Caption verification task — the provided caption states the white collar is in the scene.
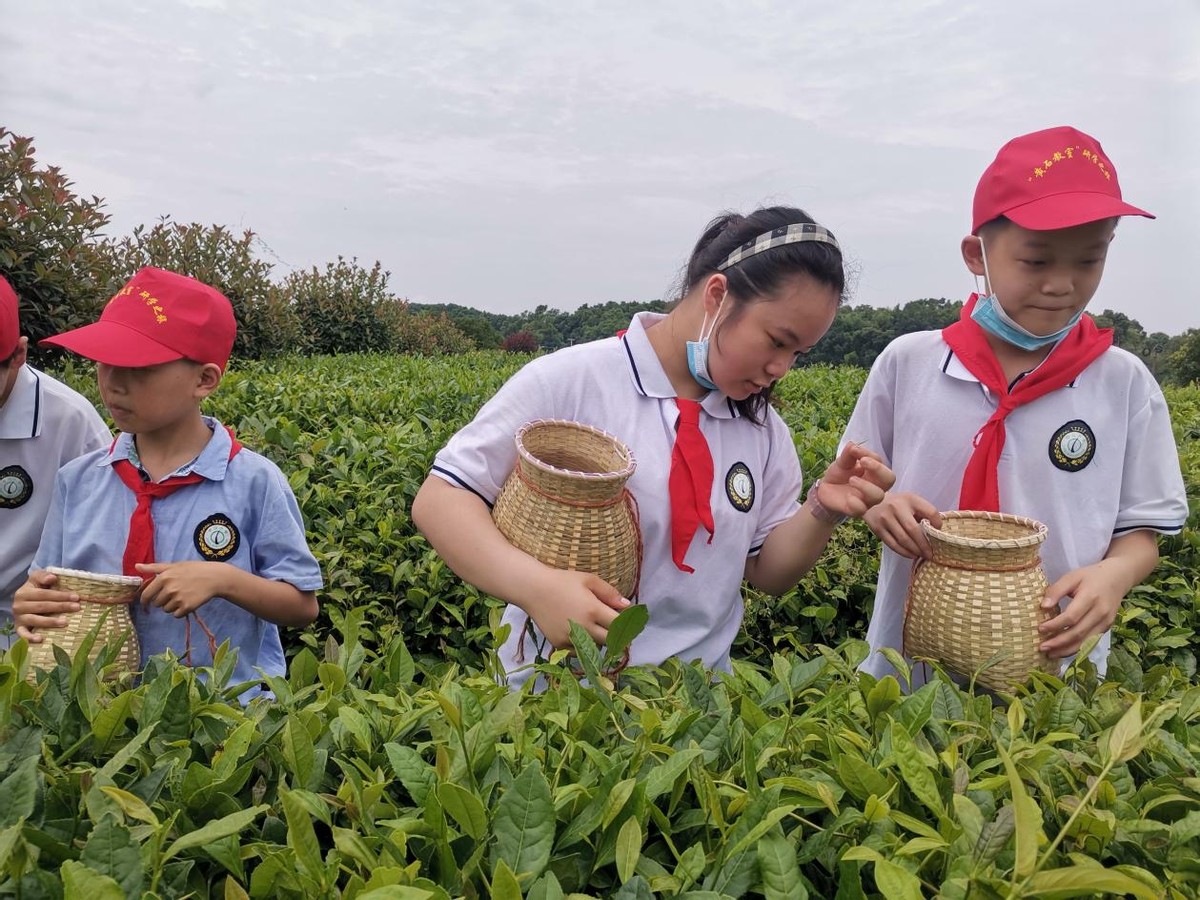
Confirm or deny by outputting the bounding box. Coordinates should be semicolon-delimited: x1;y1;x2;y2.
619;312;738;419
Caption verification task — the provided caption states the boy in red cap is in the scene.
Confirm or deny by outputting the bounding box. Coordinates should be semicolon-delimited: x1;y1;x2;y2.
13;268;323;695
1;275;110;646
843;126;1188;685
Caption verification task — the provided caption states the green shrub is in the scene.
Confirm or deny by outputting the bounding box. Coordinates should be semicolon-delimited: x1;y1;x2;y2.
0;128;112;365
1;615;1196;897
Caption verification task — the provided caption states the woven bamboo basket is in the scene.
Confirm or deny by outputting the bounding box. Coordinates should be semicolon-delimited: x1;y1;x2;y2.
903;511;1059;692
26;567;142;680
492;419;641;598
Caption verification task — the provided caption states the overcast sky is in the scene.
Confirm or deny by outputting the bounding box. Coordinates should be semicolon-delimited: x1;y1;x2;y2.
3;1;1198;334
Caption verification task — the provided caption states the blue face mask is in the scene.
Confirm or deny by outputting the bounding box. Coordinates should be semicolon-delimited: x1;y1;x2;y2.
970;240;1084;351
685;297;725;391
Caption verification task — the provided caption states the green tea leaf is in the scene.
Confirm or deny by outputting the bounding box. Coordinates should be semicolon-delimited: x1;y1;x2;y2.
872;858;923;900
889;721;944;817
0;755;37;827
81;815;143;898
974;804;1015;866
615;816;641;884
91;692;134;748
836;753;890;802
1022;864;1160;898
385;743;437;807
60;859;125;900
97;722;155;784
284;713;316;790
491;859;524;900
281;788;324;880
163;804;268;861
613;874;654;899
643;748;705;801
1104;697;1146;765
997;746;1041;879
0;821;25;872
866;676;901;722
757;833;806;900
604;603;649;665
492;760;554;884
437;781;489;840
526;871;566;900
602;777;638;830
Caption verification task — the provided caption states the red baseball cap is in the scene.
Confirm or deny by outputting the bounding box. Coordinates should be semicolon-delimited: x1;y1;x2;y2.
972;125;1154;233
41;267;236;369
0;276;19;359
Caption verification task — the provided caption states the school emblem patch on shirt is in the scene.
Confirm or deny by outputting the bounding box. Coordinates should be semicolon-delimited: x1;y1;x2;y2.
1049;419;1096;472
0;465;33;509
725;462;755;512
194;514;241;560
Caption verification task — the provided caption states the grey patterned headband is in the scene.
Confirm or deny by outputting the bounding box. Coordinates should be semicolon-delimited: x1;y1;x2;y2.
716;222;841;271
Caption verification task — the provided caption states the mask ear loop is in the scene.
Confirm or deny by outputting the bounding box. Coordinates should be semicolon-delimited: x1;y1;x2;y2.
698;294;727;342
976;237;993;297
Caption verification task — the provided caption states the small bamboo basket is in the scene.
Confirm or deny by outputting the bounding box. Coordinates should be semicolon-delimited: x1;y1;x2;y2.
903;511;1059;692
26;567;142;680
492;419;642;598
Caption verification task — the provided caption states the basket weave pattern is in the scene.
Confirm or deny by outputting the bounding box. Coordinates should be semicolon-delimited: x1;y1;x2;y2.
903;511;1058;692
492;420;641;599
26;567;141;679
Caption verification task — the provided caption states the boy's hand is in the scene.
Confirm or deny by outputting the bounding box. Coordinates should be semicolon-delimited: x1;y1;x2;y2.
862;492;942;559
136;561;228;618
818;443;896;517
1038;531;1159;659
1037;564;1125;658
13;570;81;642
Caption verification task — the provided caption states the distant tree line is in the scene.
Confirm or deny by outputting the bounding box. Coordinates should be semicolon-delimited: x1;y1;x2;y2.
415;297;1195;384
5;125;1198;384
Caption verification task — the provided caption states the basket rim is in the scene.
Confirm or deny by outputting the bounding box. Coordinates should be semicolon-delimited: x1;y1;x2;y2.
515;418;636;481
920;510;1047;549
45;566;144;587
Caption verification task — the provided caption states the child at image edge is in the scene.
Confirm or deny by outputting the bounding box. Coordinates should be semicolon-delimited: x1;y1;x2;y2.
1;274;111;647
13;268;323;695
843;125;1188;684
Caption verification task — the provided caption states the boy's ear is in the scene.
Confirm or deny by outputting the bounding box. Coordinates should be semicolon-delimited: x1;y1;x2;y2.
961;235;986;277
194;363;223;399
11;336;29;368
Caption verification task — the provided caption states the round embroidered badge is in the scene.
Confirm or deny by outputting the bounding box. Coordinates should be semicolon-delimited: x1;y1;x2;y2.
725;462;755;512
0;465;33;509
1049;419;1096;472
194;514;240;560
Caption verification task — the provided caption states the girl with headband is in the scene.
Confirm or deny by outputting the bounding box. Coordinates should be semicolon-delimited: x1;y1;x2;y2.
413;206;893;688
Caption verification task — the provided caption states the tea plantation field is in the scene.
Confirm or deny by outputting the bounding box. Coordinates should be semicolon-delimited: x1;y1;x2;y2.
1;352;1197;898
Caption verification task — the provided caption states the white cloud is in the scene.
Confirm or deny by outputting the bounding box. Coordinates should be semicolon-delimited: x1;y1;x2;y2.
3;0;1197;332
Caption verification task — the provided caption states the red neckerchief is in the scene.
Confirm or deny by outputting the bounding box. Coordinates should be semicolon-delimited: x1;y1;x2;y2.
941;295;1111;511
669;398;715;572
111;426;243;577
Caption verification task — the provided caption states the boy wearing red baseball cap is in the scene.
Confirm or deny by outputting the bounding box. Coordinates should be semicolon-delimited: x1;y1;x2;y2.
13;268;323;695
842;126;1187;685
1;275;110;646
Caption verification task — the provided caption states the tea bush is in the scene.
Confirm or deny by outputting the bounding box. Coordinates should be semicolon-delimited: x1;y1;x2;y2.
2;355;1196;897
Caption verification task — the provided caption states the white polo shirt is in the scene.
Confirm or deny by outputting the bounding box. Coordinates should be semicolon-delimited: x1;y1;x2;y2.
842;330;1188;680
1;365;110;644
432;312;805;687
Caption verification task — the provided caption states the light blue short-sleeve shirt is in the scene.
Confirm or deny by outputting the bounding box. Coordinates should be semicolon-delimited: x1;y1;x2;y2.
33;417;323;690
